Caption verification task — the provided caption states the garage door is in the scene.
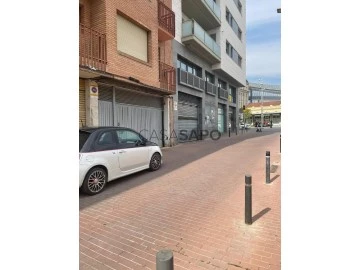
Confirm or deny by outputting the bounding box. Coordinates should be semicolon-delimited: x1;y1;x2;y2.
79;79;86;127
98;84;164;146
178;92;201;141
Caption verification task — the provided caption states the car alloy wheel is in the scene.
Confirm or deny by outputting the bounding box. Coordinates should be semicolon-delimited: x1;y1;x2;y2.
149;153;161;171
81;167;107;195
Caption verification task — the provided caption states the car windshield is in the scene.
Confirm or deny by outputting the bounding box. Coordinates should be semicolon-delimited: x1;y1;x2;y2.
79;131;91;151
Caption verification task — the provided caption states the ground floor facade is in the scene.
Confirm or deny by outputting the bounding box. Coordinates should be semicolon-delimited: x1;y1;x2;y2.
172;41;241;144
245;101;281;126
79;76;175;147
252;113;281;125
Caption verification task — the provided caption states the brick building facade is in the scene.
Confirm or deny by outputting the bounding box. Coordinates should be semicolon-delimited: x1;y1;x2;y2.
79;0;176;147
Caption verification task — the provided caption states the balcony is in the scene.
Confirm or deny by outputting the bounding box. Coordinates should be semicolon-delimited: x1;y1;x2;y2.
182;0;221;30
79;24;107;72
158;0;175;41
206;81;217;96
182;20;221;64
178;68;205;92
218;87;228;100
159;61;176;94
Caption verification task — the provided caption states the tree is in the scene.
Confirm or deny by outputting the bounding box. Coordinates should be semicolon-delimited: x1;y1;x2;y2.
243;108;252;123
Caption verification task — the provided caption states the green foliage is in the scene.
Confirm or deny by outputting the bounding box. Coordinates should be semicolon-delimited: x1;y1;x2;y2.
243;108;252;121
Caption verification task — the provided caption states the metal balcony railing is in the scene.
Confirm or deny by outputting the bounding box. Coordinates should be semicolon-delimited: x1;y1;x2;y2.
158;0;175;37
178;68;205;92
79;24;107;72
159;61;176;93
182;20;221;58
206;81;217;95
218;87;228;100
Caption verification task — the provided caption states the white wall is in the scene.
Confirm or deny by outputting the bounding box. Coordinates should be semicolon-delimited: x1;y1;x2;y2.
214;0;246;86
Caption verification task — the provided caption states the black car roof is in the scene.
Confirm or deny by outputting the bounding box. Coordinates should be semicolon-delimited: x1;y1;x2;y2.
79;126;134;133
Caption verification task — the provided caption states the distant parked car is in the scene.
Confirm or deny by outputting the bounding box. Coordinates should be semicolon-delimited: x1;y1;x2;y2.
79;127;163;195
239;122;249;129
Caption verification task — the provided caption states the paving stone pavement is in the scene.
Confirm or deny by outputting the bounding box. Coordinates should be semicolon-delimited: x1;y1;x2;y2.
79;131;281;270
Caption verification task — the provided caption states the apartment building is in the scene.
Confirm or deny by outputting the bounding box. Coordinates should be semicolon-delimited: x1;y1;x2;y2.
79;0;176;147
171;0;246;142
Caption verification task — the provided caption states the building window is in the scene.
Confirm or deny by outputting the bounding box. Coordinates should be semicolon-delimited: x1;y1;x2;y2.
238;28;242;40
226;8;242;41
226;40;242;68
218;79;227;90
177;56;202;77
238;55;242;67
205;71;215;84
117;14;149;62
233;0;242;14
229;85;236;103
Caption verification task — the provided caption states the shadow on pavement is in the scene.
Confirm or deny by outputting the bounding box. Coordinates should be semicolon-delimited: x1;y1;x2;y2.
80;127;281;210
270;174;280;183
252;207;271;223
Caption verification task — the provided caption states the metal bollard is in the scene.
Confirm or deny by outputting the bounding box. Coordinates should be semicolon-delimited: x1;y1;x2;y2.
245;174;252;225
156;250;174;270
236;127;238;135
266;151;270;184
229;127;231;137
280;134;281;153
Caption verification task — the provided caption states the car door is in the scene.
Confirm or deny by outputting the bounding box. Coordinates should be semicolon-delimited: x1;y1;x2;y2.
93;130;121;180
115;129;149;173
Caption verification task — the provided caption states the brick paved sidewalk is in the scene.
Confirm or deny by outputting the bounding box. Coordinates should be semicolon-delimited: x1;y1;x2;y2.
80;132;281;270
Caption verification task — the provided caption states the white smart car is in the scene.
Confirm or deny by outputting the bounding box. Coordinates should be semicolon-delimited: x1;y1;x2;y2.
79;127;163;195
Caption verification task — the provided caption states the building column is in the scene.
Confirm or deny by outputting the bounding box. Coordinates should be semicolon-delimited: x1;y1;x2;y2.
85;80;99;127
163;96;174;147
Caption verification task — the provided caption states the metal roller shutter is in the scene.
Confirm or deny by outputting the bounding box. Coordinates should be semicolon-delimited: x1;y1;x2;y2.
115;88;162;109
79;79;86;127
178;92;200;141
98;83;164;146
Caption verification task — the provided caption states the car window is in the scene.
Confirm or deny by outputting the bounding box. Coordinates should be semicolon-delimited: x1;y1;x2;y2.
116;130;142;148
79;131;91;151
94;131;117;151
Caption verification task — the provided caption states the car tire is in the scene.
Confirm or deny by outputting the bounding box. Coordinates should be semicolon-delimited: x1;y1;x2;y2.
149;153;161;171
81;167;107;195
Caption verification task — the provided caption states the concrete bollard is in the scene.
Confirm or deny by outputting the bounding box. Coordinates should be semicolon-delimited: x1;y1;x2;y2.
245;174;252;225
266;151;270;184
156;250;174;270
